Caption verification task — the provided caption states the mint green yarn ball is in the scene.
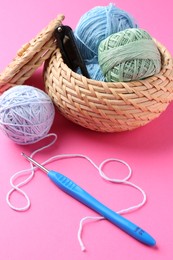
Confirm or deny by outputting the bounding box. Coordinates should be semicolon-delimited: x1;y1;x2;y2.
98;28;161;82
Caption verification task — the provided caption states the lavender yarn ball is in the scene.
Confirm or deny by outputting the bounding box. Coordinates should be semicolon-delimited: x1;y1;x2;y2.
0;85;55;145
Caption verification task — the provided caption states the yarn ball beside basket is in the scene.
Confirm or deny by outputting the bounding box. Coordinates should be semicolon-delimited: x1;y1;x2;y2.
98;28;161;82
44;36;173;132
0;85;55;144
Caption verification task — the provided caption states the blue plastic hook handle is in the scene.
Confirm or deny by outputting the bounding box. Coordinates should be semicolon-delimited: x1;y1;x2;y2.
48;170;156;246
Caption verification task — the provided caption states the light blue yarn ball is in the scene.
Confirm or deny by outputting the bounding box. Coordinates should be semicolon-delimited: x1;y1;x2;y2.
74;3;138;81
74;3;138;60
86;63;105;81
77;57;105;81
0;85;55;145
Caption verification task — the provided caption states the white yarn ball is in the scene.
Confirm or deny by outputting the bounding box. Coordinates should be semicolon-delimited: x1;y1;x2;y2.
0;85;55;145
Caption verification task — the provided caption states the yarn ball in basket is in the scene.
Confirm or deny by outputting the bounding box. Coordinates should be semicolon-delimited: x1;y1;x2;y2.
0;85;55;145
98;28;161;82
77;61;105;81
74;3;138;81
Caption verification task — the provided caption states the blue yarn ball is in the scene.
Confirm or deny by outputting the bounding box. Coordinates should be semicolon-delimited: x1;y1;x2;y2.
76;57;105;81
86;63;105;81
74;3;138;81
74;3;138;61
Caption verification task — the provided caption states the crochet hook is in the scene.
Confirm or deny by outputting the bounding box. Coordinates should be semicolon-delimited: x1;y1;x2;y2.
54;25;90;78
21;152;156;247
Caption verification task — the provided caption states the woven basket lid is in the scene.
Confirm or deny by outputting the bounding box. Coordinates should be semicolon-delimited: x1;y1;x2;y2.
0;14;65;94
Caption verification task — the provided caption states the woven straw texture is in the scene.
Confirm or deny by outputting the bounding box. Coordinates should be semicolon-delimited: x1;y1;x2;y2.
44;38;173;132
0;14;64;94
1;14;173;132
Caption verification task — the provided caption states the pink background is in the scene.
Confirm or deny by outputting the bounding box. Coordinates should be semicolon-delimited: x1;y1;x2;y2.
0;0;173;259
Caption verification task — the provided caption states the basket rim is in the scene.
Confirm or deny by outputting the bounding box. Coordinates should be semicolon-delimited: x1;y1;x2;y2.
54;38;173;87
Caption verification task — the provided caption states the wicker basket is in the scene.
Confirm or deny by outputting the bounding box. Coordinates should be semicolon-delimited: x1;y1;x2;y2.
1;15;173;132
44;23;173;132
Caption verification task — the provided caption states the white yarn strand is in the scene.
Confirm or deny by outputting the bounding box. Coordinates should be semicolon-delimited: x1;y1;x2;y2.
78;216;104;251
6;133;57;211
6;133;147;251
